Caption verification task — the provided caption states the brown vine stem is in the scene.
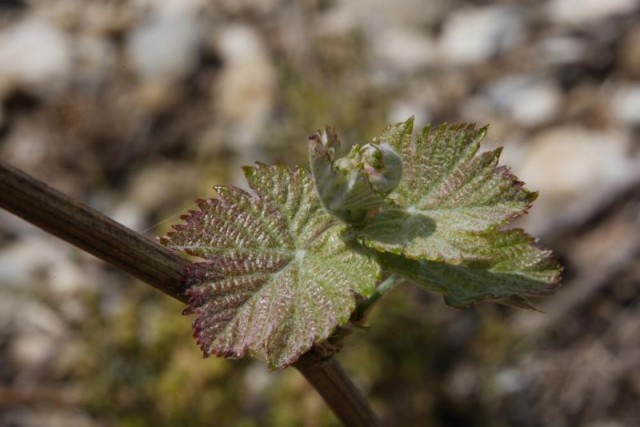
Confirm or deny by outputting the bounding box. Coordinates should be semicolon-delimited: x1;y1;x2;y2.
0;161;382;427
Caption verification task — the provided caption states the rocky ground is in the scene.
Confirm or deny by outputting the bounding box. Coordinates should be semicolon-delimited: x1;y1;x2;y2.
1;0;639;426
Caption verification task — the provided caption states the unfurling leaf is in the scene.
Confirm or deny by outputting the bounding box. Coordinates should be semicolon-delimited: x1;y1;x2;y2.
162;164;379;369
309;127;402;224
354;117;561;306
360;142;404;194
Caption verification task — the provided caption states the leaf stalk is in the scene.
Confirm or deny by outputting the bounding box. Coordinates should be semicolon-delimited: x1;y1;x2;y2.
352;274;405;323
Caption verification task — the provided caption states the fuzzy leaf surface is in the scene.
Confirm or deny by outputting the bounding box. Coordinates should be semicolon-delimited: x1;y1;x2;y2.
359;118;538;263
161;164;379;369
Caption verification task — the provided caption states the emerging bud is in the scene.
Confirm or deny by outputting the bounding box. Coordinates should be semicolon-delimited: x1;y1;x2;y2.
309;128;403;224
361;143;403;195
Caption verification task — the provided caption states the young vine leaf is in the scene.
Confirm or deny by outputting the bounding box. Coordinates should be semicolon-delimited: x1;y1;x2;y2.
164;118;560;368
161;164;379;369
348;118;560;307
358;118;538;262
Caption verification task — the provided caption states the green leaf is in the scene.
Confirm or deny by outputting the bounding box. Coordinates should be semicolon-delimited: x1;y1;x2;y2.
161;164;380;369
376;229;561;308
359;118;538;263
354;117;561;307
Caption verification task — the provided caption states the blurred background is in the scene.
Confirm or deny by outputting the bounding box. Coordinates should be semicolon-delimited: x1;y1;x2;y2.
1;0;639;426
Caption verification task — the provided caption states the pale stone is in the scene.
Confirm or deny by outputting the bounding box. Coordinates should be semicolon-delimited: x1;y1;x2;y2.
439;6;526;65
371;28;438;73
126;10;202;81
317;0;448;35
547;0;638;26
131;0;209;15
610;84;640;125
512;127;640;235
0;17;72;97
509;82;563;127
8;299;67;368
0;236;88;294
520;128;636;197
469;76;562;127
213;25;276;151
537;35;587;66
